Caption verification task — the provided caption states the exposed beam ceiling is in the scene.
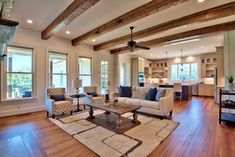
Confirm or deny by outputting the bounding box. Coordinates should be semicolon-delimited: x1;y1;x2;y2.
95;1;235;51
72;0;189;46
0;0;14;18
41;0;100;40
110;21;235;54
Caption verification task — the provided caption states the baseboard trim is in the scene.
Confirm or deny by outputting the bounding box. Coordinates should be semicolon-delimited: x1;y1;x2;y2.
0;106;45;117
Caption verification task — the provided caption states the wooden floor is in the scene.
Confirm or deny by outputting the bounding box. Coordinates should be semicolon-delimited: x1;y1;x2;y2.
0;97;235;157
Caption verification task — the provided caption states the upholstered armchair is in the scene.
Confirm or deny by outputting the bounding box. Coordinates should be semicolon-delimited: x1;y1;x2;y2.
45;88;74;118
83;86;105;105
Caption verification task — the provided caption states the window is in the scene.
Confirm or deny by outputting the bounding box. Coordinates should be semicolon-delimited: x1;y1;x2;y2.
171;63;198;81
5;46;33;99
48;52;68;89
79;57;92;86
100;61;108;94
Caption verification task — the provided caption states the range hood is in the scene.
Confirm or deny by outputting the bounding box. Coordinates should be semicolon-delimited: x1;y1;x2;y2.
0;18;19;60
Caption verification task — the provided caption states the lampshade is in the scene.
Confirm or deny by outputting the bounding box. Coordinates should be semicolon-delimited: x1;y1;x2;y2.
72;79;82;89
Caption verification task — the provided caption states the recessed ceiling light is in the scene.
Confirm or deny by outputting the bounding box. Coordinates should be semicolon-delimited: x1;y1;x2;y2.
92;39;96;42
200;46;204;49
198;0;205;3
65;31;71;34
27;19;33;24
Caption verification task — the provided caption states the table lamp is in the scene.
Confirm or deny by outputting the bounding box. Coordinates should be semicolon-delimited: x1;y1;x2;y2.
72;78;82;94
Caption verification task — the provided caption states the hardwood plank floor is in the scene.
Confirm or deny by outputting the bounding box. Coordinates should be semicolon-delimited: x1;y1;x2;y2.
0;97;235;157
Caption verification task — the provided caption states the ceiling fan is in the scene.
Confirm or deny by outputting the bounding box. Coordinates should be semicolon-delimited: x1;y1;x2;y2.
127;26;150;52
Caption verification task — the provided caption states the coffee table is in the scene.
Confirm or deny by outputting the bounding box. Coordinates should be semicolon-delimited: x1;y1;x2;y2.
86;102;141;130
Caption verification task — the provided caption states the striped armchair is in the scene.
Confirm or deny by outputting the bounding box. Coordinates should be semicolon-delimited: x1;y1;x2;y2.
45;88;74;118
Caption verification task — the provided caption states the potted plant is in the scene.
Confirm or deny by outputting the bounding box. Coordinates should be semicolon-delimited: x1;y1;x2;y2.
227;75;234;90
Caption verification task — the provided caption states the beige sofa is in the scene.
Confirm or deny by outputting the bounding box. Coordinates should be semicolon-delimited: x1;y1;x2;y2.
117;87;174;119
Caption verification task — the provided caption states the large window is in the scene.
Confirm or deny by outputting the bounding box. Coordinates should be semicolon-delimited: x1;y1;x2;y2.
48;52;68;89
171;63;198;81
79;57;92;86
100;61;108;94
5;46;33;99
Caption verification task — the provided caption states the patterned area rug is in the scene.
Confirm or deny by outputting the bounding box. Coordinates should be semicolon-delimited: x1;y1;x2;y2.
50;110;179;157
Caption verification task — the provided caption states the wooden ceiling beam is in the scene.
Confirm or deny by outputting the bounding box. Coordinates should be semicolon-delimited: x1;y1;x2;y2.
110;21;235;54
72;0;189;46
41;0;99;40
95;2;235;51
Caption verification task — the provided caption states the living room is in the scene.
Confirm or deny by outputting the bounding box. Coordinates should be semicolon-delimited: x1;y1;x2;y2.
1;0;235;157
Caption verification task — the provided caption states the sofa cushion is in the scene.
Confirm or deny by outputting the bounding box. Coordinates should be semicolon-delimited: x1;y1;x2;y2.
140;100;160;110
51;95;65;101
139;91;147;100
119;86;132;97
118;97;127;103
131;91;139;99
155;89;166;102
132;90;147;100
146;88;157;101
125;98;140;105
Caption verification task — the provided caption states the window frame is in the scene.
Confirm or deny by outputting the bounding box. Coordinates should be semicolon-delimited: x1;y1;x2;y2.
78;56;93;86
1;45;35;101
171;62;199;81
47;51;69;90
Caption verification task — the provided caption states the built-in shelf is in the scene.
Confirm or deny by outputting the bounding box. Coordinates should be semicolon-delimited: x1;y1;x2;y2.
201;55;217;78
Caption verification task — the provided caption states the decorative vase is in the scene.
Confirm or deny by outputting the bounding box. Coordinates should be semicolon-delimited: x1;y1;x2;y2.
228;83;234;91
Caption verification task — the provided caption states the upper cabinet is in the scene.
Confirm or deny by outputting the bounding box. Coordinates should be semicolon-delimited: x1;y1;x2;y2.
151;60;168;78
200;53;217;78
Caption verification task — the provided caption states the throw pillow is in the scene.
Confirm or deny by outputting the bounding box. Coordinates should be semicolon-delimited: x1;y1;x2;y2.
51;95;65;101
146;88;157;101
119;86;132;97
155;89;166;102
87;92;98;97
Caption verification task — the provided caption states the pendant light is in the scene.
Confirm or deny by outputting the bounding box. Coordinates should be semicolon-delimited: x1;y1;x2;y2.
180;49;183;72
165;51;168;70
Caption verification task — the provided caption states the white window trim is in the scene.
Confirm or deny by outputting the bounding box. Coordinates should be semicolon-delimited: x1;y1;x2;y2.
46;50;69;91
78;56;93;86
1;45;36;101
171;62;199;81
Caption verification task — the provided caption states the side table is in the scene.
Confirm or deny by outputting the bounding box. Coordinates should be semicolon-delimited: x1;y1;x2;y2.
70;94;86;112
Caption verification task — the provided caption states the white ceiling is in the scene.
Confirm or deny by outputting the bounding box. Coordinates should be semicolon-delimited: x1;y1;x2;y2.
130;33;224;60
9;0;235;58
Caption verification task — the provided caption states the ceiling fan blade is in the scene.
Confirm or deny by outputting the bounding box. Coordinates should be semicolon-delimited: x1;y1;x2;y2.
136;44;150;50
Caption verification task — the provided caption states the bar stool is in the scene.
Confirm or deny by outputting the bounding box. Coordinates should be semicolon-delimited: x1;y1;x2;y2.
174;83;182;102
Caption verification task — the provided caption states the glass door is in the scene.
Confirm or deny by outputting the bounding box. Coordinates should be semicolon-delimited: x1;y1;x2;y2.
100;61;108;94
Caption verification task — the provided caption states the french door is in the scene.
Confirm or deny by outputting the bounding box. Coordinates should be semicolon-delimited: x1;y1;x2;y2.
100;61;109;94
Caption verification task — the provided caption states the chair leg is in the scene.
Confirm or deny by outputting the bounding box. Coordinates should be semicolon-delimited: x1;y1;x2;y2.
180;92;182;102
70;111;73;115
52;114;55;119
169;111;173;116
84;105;86;110
46;111;49;117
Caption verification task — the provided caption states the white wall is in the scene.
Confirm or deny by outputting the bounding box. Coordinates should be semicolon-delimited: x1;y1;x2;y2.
224;30;235;113
113;53;132;90
0;27;114;117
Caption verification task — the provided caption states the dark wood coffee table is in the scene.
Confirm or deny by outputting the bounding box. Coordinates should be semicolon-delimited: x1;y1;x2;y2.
86;102;141;130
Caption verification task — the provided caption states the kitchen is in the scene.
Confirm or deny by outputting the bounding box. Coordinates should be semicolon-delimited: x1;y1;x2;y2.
131;46;224;102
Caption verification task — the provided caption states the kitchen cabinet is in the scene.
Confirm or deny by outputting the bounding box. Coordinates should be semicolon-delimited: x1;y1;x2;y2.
198;84;214;97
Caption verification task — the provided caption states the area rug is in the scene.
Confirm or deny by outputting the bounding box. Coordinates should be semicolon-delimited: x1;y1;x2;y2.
49;110;179;157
